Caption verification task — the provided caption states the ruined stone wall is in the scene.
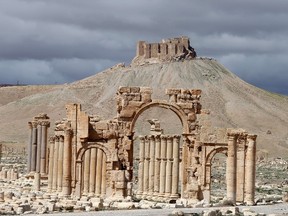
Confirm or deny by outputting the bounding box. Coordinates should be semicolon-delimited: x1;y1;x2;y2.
133;36;196;65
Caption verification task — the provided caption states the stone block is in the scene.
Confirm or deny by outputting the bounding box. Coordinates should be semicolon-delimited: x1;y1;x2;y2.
95;121;108;130
115;181;126;189
45;202;55;212
191;89;202;95
19;203;31;212
142;94;152;103
119;109;135;118
166;88;181;95
130;87;140;93
128;101;143;107
119;87;131;93
90;197;103;208
140;87;152;93
177;102;193;109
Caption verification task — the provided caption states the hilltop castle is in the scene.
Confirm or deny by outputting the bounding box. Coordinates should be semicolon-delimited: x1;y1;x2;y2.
132;36;197;65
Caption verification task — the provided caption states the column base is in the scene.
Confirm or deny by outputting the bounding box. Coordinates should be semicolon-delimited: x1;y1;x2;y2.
245;200;255;206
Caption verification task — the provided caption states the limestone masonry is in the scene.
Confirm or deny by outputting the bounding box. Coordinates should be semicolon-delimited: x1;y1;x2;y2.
25;86;257;207
132;36;197;65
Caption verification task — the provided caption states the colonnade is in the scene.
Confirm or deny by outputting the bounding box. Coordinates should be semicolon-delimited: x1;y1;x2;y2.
137;134;180;201
27;119;50;175
47;129;73;196
82;148;107;197
226;132;257;205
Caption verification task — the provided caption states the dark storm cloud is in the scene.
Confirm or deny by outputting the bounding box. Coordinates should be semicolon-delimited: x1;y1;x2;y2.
0;0;287;94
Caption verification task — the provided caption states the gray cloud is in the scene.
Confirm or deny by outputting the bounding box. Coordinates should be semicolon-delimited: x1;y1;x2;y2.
0;0;287;95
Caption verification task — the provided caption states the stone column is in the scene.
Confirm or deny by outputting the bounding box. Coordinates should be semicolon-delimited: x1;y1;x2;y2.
244;134;257;205
148;135;155;197
154;135;161;196
171;135;180;198
181;135;189;197
47;137;55;192
159;135;167;198
31;121;38;172
75;160;82;198
95;149;103;197
137;136;145;197
34;172;40;191
89;148;97;196
40;121;49;175
236;134;246;202
27;122;33;172
226;132;237;204
57;135;64;193
165;136;173;198
36;123;42;173
101;153;107;196
143;136;150;197
52;136;59;192
62;129;72;196
83;149;91;195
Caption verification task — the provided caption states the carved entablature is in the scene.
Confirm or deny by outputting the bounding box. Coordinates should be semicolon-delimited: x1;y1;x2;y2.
28;113;51;128
33;113;50;121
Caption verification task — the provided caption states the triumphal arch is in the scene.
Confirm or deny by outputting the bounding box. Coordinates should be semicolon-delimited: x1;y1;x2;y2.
27;86;257;206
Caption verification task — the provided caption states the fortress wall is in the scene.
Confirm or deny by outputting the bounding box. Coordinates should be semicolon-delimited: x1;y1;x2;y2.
135;36;193;60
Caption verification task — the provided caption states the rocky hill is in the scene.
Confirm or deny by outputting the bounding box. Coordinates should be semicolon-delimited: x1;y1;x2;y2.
0;59;288;157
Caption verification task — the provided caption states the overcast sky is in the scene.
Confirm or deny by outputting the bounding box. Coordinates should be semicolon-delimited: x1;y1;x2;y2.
0;0;287;95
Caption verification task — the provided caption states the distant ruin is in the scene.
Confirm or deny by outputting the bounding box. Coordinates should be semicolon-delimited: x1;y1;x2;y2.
132;36;197;65
26;87;257;206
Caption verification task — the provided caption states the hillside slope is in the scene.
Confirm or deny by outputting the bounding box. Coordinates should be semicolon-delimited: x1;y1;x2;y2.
0;59;287;156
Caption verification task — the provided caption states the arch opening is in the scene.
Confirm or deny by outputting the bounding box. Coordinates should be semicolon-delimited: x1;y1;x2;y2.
131;106;183;202
210;152;227;203
80;147;107;198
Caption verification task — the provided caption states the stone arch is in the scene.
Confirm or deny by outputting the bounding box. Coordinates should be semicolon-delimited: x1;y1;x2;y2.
130;101;189;134
129;101;186;202
203;146;228;203
75;142;111;198
205;146;228;166
76;142;112;162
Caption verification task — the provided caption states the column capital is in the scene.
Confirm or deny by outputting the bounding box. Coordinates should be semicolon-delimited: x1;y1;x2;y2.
49;136;55;144
28;122;33;129
59;135;64;142
31;121;38;128
160;135;167;141
247;134;257;141
148;135;155;141
155;135;161;142
139;135;145;141
227;131;238;141
40;120;50;127
64;128;73;136
173;134;181;139
55;135;60;142
165;135;172;139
